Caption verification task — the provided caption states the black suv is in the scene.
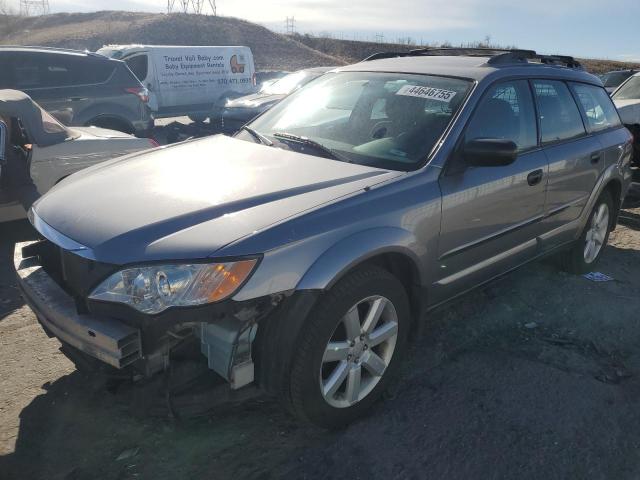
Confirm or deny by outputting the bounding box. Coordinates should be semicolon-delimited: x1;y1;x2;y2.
0;46;153;135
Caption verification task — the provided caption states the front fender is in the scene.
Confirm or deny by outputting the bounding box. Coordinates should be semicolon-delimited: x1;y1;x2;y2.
296;227;424;290
232;226;425;302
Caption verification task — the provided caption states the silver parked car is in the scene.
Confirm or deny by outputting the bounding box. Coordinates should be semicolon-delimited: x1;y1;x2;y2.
220;67;335;132
0;90;158;222
15;48;633;427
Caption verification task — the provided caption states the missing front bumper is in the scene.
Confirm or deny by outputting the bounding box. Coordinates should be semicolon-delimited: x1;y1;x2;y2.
14;241;142;369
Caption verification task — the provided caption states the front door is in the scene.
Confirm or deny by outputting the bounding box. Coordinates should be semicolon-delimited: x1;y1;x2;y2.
434;79;548;304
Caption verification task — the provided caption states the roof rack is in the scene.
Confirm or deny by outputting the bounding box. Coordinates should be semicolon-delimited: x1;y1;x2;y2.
362;47;582;69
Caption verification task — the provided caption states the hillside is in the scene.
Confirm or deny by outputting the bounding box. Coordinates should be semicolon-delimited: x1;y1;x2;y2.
0;11;344;70
0;11;638;74
292;34;640;74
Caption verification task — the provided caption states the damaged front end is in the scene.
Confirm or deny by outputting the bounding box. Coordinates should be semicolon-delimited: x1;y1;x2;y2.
14;239;282;391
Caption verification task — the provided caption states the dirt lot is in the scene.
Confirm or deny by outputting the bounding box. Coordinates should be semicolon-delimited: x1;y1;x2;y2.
2;194;640;480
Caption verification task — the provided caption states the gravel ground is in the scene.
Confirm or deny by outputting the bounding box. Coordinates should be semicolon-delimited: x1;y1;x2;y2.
1;196;640;480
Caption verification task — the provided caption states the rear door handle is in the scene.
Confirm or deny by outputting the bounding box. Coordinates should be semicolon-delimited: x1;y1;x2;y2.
527;169;543;186
591;152;601;164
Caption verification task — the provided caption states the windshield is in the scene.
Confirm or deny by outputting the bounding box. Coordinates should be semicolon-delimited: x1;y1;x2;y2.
242;71;472;171
261;71;316;95
39;107;70;135
603;71;633;88
613;75;640;100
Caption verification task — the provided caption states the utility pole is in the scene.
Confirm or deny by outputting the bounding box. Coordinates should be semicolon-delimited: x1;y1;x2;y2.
19;0;50;16
374;33;384;44
285;16;295;35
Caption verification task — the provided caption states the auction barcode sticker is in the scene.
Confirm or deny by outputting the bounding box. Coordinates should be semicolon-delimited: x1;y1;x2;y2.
396;85;457;102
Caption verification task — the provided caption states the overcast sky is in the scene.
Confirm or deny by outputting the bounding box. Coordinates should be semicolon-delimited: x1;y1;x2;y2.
6;0;639;61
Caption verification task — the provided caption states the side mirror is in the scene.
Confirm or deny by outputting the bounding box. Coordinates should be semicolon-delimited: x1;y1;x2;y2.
463;138;518;167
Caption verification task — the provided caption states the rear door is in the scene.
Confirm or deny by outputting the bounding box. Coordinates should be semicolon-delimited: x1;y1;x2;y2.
570;81;629;185
532;80;601;245
122;53;157;111
435;79;548;302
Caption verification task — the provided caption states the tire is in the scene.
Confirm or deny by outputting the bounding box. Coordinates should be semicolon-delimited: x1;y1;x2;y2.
559;190;614;274
285;265;410;428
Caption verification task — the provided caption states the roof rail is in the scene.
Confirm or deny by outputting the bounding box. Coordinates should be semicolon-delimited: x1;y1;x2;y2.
362;47;582;69
409;47;537;58
0;45;104;57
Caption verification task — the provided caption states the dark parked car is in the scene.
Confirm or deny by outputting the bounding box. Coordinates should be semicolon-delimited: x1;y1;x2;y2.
600;69;638;94
0;46;153;135
221;67;335;132
15;48;632;428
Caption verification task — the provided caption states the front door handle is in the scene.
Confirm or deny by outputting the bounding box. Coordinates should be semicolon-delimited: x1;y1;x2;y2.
527;169;543;186
591;152;601;164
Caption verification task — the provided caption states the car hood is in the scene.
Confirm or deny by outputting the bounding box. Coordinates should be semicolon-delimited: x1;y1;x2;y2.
34;135;399;264
226;93;285;109
612;98;640;124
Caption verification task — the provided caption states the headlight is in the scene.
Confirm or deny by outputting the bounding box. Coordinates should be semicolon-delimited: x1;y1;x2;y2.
89;260;258;314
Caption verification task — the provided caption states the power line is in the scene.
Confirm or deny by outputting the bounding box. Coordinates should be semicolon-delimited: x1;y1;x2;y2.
167;0;217;15
19;0;50;16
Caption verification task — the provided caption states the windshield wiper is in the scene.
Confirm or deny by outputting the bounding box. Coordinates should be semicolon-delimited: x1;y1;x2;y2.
241;125;273;146
272;132;352;163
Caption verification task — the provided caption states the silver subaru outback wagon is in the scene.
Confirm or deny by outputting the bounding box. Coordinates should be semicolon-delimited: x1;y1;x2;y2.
15;48;633;427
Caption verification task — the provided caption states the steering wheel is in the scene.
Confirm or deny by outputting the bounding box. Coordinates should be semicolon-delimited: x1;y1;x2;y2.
370;120;392;139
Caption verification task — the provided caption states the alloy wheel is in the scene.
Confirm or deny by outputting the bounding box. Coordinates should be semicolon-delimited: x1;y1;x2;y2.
319;295;399;408
584;202;609;264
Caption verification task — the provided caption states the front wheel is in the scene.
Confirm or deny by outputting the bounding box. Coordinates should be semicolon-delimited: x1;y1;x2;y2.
285;266;410;428
560;191;613;274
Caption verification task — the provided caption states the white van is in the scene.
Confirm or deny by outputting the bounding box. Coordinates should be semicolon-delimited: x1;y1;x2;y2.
96;45;256;122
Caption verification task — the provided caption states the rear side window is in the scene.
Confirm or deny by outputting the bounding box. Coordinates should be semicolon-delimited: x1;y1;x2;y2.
533;80;585;144
46;56;115;86
124;55;148;81
0;53;13;88
465;80;537;151
12;53;115;89
570;83;621;132
13;54;43;89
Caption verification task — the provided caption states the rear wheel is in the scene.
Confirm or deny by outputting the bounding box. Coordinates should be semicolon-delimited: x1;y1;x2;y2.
285;266;410;428
560;191;613;274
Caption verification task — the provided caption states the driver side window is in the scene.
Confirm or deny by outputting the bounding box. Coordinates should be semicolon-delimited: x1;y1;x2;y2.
466;80;538;152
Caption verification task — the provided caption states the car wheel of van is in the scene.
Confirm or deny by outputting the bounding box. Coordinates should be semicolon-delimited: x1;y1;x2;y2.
560;190;613;274
286;266;410;428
